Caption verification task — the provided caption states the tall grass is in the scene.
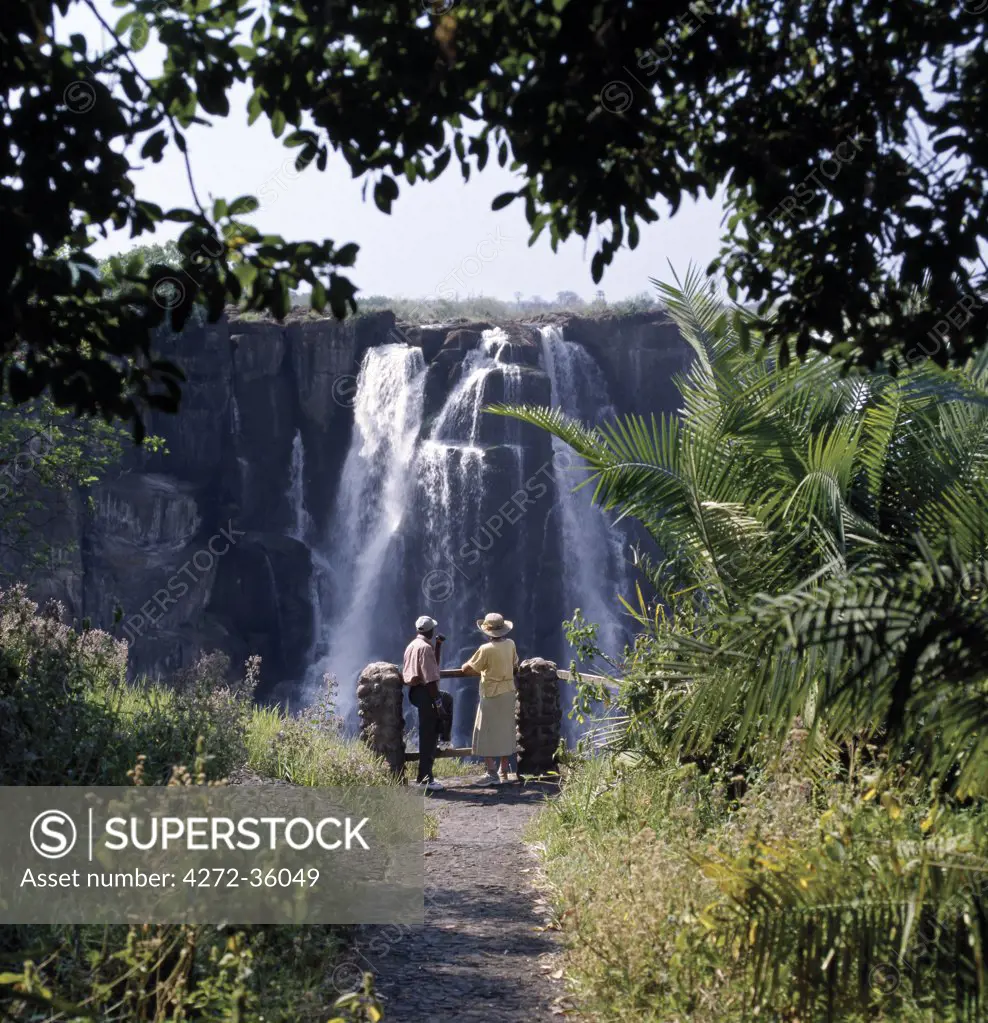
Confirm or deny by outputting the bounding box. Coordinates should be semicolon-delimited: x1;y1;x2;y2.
246;705;392;787
533;756;967;1023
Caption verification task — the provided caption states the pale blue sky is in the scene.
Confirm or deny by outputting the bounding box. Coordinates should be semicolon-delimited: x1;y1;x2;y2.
65;5;726;303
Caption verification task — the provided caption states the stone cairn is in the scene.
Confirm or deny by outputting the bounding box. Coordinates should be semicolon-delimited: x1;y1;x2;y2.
515;657;562;777
357;656;563;778
356;661;405;776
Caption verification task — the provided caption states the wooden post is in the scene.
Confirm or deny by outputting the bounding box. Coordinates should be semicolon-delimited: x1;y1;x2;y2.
356;661;405;777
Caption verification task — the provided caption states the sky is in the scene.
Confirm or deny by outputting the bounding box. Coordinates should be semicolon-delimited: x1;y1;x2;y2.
64;5;727;304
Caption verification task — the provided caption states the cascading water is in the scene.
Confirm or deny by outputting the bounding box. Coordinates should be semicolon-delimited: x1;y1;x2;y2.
300;324;632;743
231;396;249;495
284;429;321;674
539;325;629;661
307;344;427;718
416;328;528;739
286;430;314;543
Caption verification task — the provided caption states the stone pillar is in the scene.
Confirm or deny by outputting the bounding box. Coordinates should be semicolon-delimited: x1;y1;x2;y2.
357;662;405;777
515;657;562;777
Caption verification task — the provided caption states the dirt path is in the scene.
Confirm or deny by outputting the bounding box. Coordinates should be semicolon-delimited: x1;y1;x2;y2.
333;776;570;1022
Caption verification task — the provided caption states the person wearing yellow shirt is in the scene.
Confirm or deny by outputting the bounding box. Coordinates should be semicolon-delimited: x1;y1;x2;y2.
461;612;519;785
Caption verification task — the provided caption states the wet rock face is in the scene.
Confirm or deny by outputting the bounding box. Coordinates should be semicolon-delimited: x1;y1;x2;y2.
562;311;692;417
14;310;689;700
28;312;386;690
207;531;313;686
82;474;204;628
441;328;483;353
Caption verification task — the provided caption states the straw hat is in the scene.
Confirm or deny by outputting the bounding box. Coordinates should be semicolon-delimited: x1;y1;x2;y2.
476;612;513;637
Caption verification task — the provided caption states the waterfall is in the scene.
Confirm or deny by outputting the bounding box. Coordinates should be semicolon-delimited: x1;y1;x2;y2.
286;430;314;543
236;456;249;496
307;344;427;716
261;549;286;672
431;351;495;443
283;429;321;675
540;325;629;661
299;323;632;742
416;328;527;740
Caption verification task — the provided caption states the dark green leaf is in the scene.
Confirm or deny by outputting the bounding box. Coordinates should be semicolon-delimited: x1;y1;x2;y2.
140;130;167;161
228;196;259;216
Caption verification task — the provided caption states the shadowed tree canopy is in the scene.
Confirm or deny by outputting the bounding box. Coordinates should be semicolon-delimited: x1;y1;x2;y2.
4;0;987;436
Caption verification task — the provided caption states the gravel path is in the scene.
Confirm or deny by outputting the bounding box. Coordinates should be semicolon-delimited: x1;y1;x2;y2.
333;776;570;1022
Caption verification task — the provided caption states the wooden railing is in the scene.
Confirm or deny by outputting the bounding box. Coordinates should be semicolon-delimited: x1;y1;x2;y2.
555;669;619;690
440;666;618;688
360;658;613;774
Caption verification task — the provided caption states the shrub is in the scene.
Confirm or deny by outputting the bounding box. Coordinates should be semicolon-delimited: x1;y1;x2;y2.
535;755;985;1022
0;585;127;784
0;584;259;785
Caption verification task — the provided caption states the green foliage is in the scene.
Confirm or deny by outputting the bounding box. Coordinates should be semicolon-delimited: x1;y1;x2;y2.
536;754;988;1022
0;926;257;1022
114;652;259;784
0;588;256;786
0;398;161;575
246;703;393;789
512;269;988;1019
530;756;749;1023
701;787;988;1021
498;267;988;790
98;241;183;284
0;595;392;1021
6;1;985;436
0;585;128;785
0;925;385;1022
607;291;660;316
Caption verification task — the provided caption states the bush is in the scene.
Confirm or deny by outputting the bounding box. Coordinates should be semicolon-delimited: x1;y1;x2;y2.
534;755;981;1022
114;652;259;783
0;585;259;785
0;585;127;784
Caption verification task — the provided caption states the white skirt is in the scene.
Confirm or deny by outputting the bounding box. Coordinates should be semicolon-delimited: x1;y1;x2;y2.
471;691;517;757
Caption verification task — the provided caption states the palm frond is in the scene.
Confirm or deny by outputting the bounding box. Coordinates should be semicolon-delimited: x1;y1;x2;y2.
698;819;988;1020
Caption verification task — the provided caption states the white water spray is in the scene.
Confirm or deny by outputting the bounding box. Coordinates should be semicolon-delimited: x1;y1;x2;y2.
540;324;628;658
308;344;428;715
286;430;314;543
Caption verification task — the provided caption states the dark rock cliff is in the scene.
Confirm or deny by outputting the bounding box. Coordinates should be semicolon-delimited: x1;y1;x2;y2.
20;309;691;699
